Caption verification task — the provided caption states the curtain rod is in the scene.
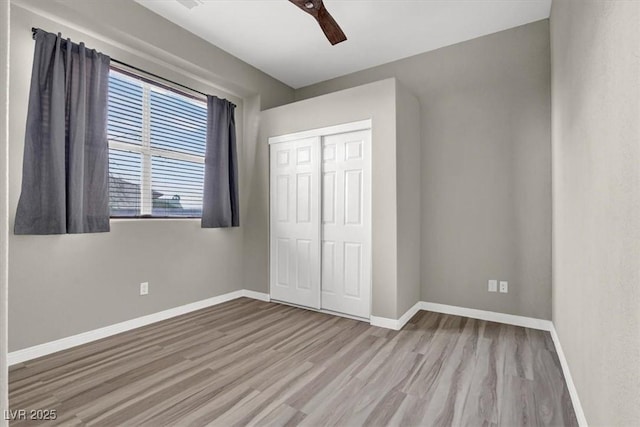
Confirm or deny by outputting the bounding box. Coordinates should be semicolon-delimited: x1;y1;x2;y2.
31;27;215;102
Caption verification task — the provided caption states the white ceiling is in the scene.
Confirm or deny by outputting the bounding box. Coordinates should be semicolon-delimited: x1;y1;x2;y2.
135;0;551;89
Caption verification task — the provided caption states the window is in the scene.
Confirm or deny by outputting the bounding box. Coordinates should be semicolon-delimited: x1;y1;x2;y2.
107;68;207;218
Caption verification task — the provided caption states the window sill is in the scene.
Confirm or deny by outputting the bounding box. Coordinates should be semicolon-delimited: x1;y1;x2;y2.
110;217;201;222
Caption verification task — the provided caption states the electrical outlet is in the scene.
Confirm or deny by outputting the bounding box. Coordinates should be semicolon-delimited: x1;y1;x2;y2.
499;281;508;293
488;279;498;292
140;282;149;295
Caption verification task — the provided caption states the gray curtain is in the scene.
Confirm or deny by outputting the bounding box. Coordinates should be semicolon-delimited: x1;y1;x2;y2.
15;30;111;234
202;96;239;228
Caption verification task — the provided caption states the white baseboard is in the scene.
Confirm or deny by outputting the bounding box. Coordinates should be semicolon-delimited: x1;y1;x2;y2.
370;301;421;330
8;289;270;366
550;325;588;426
369;315;399;330
420;301;553;331
370;302;552;332
242;289;270;302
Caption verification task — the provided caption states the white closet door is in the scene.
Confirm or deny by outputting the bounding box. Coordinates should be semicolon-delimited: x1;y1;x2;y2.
269;137;321;309
321;130;371;319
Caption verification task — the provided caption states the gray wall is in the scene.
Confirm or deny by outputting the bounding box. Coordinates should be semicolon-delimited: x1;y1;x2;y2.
1;0;9;420
259;79;401;319
551;1;640;425
9;1;293;351
395;83;422;317
296;21;552;320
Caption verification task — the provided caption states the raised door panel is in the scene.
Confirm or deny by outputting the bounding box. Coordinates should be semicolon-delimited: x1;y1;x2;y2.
321;241;336;294
275;238;289;287
322;172;336;224
296;174;312;223
343;242;362;298
296;239;312;290
344;170;363;225
275;175;289;222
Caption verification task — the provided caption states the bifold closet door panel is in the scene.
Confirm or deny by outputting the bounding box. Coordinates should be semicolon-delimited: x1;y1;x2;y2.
321;130;371;319
269;138;321;309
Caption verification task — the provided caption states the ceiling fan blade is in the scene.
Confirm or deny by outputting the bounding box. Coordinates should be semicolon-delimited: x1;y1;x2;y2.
316;3;347;45
288;0;347;45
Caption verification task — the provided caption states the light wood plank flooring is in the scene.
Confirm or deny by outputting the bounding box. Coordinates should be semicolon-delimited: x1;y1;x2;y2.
9;298;577;426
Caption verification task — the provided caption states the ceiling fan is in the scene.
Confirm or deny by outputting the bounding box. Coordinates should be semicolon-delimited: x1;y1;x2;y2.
288;0;347;45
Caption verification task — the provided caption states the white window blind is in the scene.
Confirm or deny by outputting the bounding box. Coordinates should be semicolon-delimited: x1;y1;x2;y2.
107;68;207;218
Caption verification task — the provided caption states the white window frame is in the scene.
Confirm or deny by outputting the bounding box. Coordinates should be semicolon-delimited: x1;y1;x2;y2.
108;71;206;218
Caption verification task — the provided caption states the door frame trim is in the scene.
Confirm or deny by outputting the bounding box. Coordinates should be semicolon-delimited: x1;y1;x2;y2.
268;119;372;145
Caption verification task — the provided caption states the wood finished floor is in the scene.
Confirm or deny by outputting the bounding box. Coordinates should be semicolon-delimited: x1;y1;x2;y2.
9;298;578;427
